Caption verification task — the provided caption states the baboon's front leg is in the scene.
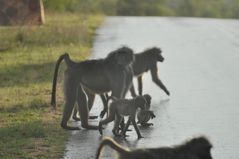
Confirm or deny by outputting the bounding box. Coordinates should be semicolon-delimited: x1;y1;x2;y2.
130;85;137;97
131;117;143;139
99;94;108;118
121;118;131;137
150;66;170;96
86;92;98;119
137;76;143;96
77;86;98;130
111;79;125;99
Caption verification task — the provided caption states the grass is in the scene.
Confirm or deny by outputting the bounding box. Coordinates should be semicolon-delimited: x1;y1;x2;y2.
0;12;103;158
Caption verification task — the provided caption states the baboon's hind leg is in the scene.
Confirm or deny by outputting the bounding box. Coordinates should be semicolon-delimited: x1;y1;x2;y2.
72;91;97;121
72;106;80;121
61;77;79;130
77;86;98;130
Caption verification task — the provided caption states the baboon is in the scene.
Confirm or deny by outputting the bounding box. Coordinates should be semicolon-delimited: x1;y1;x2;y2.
137;110;155;126
73;47;170;119
99;96;147;139
51;47;135;130
137;94;155;126
132;47;170;96
96;136;213;159
72;47;136;121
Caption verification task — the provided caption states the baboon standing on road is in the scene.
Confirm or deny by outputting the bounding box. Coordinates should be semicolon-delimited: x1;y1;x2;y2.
51;47;135;130
99;96;147;139
132;47;170;96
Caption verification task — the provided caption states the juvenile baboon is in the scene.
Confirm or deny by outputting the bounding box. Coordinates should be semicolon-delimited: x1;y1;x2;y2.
132;47;170;96
137;94;155;126
51;47;135;130
96;136;213;159
99;96;147;139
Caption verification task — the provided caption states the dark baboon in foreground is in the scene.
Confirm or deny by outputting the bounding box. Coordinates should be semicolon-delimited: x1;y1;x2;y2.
51;47;135;130
132;47;170;96
96;136;213;159
99;96;147;139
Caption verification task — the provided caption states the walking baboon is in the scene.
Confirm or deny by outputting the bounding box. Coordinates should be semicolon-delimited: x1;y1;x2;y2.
132;47;170;96
51;47;135;130
99;96;147;139
96;136;213;159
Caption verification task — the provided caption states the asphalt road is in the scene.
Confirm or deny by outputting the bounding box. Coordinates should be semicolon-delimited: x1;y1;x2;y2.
64;17;239;159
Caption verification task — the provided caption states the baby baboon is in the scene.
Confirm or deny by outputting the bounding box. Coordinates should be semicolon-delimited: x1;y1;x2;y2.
132;47;170;96
51;47;135;130
137;94;155;126
96;136;213;159
99;96;147;139
137;110;155;126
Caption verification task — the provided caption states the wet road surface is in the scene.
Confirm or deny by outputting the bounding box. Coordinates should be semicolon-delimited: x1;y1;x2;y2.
64;17;239;159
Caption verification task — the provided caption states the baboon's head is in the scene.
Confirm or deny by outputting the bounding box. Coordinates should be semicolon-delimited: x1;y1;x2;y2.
107;46;135;66
187;136;213;159
134;96;147;110
116;47;135;66
143;94;151;109
146;47;164;62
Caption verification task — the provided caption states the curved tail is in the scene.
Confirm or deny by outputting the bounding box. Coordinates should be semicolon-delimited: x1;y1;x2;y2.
96;137;129;159
51;53;69;108
51;53;82;108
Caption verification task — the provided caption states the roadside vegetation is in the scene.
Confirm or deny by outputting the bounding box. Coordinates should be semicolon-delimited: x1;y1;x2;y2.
44;0;239;19
1;0;238;158
0;12;103;158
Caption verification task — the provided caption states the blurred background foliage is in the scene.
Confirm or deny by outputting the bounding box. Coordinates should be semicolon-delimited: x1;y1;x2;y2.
44;0;239;18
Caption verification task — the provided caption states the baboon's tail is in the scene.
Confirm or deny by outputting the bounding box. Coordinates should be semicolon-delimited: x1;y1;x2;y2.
51;53;69;108
95;137;129;159
51;53;80;108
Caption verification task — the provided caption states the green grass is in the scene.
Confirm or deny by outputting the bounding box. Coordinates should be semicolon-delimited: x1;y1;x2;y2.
0;12;103;158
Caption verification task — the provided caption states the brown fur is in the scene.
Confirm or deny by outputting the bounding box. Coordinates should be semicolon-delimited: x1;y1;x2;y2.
51;47;135;130
99;96;147;138
131;47;170;96
96;136;213;159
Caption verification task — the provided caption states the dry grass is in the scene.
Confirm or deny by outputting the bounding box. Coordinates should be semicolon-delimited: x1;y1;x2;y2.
0;12;103;158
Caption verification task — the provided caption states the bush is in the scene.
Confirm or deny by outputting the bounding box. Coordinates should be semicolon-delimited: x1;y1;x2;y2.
43;0;239;18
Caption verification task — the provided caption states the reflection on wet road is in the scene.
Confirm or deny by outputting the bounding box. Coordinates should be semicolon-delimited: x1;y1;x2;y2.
64;17;239;159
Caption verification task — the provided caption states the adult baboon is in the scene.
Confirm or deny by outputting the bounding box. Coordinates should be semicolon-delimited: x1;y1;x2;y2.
132;47;170;96
99;96;147;139
51;47;135;130
96;136;213;159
